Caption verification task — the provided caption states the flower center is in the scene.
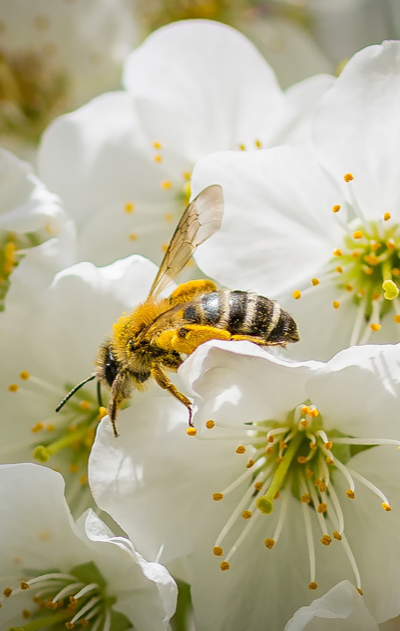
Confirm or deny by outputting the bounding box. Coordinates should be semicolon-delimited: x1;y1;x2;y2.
205;403;399;592
0;561;130;631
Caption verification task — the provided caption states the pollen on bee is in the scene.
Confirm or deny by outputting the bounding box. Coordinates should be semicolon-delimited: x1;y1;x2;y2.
124;202;134;213
384;212;391;221
369;323;381;332
344;173;354;182
186;427;197;437
8;384;18;392
293;290;301;300
332;205;341;213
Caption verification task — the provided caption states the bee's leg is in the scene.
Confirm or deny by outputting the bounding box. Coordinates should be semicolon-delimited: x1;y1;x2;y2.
151;363;193;426
169;324;231;355
108;372;131;438
169;280;217;306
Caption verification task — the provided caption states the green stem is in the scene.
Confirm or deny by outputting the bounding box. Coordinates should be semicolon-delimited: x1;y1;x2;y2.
13;608;73;631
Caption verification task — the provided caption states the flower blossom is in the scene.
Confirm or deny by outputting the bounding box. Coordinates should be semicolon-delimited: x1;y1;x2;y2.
0;463;176;630
89;340;400;630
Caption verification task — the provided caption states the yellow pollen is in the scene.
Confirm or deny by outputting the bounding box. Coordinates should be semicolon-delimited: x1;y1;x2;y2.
20;582;30;590
383;280;399;300
333;301;340;309
3;588;12;597
8;384;18;392
98;407;108;419
392;268;400;276
345;284;353;292
80;401;90;410
254;481;263;491
370;240;380;251
293;290;301;300
333;249;342;257
335;266;343;273
326;457;334;465
220;561;230;571
319;482;327;493
357;588;363;596
353;231;364;239
124;202;134;213
65;622;75;629
236;445;246;454
31;422;44;433
183;171;191;181
264;538;275;549
129;232;138;241
318;503;328;514
309;408;319;418
267;435;274;443
297;456;308;464
164;213;174;222
4;241;16;274
206;420;215;429
309;442;316;450
154;154;162;163
382;502;392;511
255;139;262;149
369;323;381;332
306;469;314;479
387;238;396;250
242;510;252;519
153;141;162;149
332;205;341;213
346;489;355;499
238;144;246;151
324;441;333;449
364;253;379;266
47;601;58;610
363;266;373;276
394;315;400;324
301;406;310;415
351;250;361;259
344;173;354;182
186;427;197;437
311;278;320;286
320;534;332;546
300;419;309;428
19;371;30;380
301;494;310;503
333;530;342;541
161;180;172;190
279;441;287;450
246;459;255;468
213;492;224;501
384;212;391;221
213;546;223;556
308;582;318;590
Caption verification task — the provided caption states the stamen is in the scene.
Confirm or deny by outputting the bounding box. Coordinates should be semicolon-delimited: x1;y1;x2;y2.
301;484;317;588
347;467;391;507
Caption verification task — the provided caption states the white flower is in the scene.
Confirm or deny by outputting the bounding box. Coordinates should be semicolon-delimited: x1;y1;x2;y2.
191;40;400;360
0;463;177;630
38;19;334;268
0;254;157;514
89;340;400;630
0;0;137;154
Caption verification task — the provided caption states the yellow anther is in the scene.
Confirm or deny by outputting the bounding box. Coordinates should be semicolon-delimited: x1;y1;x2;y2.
22;609;31;619
384;212;391;221
129;232;138;241
20;582;30;590
65;622;75;629
306;469;314;479
266;446;273;455
47;601;58;610
319;482;327;493
80;401;90;410
372;292;381;301
383;280;399;300
213;492;224;501
69;464;79;473
353;230;364;239
98;407;108;419
206;420;215;429
394;315;400;324
255;139;262;148
236;445;246;454
326;457;334;465
164;213;174;222
242;510;252;519
124;202;134;213
335;266;343;273
161;180;172;190
19;371;30;380
346;489;355;499
333;301;340;309
31;422;44;433
369;323;381;332
309;442;316;450
351;250;361;259
246;459;255;468
276;456;284;463
238;144;246;151
267;435;275;443
301;406;310;415
3;588;12;597
311;278;320;286
213;546;223;556
344;173;354;182
387;238;396;250
320;534;332;546
4;241;16;274
153;141;162;149
332;205;341;213
333;249;342;257
186;427;197;436
8;384;18;392
80;475;88;486
356;588;363;596
324;441;332;449
382;502;392;512
345;284;353;292
364;253;379;266
279;441;287;450
220;562;230;571
308;582;318;590
370;240;380;251
292;290;301;300
297;456;308;464
314;478;321;486
392;268;400;277
363;266;373;276
264;538;275;549
333;530;342;541
301;493;311;503
183;171;191;181
300;419;309;428
318;503;328;514
254;481;263;491
309;408;319;418
154;154;162;163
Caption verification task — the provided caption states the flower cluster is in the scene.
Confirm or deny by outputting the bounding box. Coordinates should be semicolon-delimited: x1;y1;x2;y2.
2;12;400;631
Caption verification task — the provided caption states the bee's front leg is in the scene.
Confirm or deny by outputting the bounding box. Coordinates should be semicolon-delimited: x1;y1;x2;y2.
151;363;193;426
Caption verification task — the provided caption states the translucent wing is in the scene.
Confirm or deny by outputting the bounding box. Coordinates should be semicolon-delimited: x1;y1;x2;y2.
148;184;224;299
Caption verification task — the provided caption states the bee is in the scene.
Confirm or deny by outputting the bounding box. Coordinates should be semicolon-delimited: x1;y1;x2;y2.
56;184;299;437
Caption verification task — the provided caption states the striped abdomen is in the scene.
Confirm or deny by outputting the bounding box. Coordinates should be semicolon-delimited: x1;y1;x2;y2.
183;290;299;346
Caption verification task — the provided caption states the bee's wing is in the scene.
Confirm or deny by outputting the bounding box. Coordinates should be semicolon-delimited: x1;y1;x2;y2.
148;184;224;299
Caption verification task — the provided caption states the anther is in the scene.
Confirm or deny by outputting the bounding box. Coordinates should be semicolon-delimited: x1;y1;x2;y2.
392;268;400;276
246;459;255;468
3;588;12;597
394;315;400;324
332;205;341;213
154;155;162;163
326;457;334;465
387;238;396;250
236;446;246;454
346;490;355;499
300;419;309;428
8;384;18;392
333;531;342;541
382;502;392;511
161;180;172;190
335;266;343;273
318;503;328;514
264;538;275;549
124;202;134;213
254;482;263;491
213;493;224;501
333;301;340;309
206;420;215;429
308;582;318;590
47;601;58;610
369;323;381;332
129;233;138;241
255;140;262;148
297;456;308;464
344;173;354;182
356;588;363;596
293;290;301;300
301;494;310;503
353;231;364;239
309;409;319;418
153;141;162;149
301;406;310;415
319;482;327;493
213;546;223;556
242;510;252;519
320;534;332;546
220;562;230;571
238;144;246;151
311;278;319;286
80;401;90;410
186;427;197;437
20;371;30;380
345;284;353;292
333;249;342;257
324;441;332;449
98;407;107;419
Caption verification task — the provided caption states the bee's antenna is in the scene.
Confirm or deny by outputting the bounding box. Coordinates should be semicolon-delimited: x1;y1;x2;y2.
97;380;103;408
55;374;96;413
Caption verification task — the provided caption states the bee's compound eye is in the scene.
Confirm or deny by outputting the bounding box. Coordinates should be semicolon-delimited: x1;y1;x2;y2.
105;350;119;387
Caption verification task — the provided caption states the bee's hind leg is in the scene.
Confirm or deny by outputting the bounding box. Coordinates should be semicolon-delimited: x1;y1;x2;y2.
151;363;193;426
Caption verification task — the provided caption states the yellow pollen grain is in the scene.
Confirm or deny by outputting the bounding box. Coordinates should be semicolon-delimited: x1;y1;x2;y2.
382;502;392;511
326;457;334;465
293;290;301;300
384;212;391;221
344;173;354;182
186;427;197;437
333;530;342;541
242;510;252;519
394;315;400;324
333;249;342;257
246;459;255;468
161;180;172;190
238;144;246;151
333;301;340;309
345;284;353;292
301;493;310;503
309;408;319;418
3;588;12;597
387;238;396;250
213;492;224;501
300;419;309;428
332;205;341;213
206;420;215;429
335;266;343;273
369;323;381;332
301;406;310;415
254;481;263;491
153;141;162;149
353;231;364;240
320;534;332;546
31;422;44;433
80;401;90;410
346;489;355;499
154;154;162;163
236;445;246;454
392;268;400;277
164;213;174;222
297;456;308;464
311;278;319;286
319;482;327;493
324;441;332;449
357;588;363;596
129;232;138;242
255;139;262;148
8;384;18;392
213;546;223;556
308;582;318;590
306;469;314;479
220;562;230;571
124;202;134;213
20;582;30;590
318;503;328;514
264;538;275;549
19;371;30;380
